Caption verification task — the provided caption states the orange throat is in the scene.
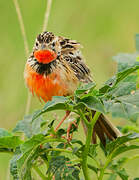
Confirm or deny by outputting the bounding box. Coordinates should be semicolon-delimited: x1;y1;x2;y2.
24;64;68;102
34;50;57;64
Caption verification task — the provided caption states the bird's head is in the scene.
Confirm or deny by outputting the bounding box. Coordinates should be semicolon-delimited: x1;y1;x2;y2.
33;31;61;64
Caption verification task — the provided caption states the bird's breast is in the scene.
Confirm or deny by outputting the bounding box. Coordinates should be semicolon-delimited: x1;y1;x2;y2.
24;63;78;102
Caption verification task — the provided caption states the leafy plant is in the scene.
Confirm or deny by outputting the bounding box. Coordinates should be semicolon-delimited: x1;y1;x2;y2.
1;39;139;179
1;0;139;179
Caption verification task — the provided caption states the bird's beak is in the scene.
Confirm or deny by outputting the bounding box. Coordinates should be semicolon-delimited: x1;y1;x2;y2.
34;49;57;64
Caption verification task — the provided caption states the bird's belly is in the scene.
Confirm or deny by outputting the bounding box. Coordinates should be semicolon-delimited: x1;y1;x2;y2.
24;64;77;101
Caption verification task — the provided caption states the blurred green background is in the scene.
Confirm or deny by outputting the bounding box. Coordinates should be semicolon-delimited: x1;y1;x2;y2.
0;0;139;179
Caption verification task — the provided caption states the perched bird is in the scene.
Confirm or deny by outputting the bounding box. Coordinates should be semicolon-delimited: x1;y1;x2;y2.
24;31;121;146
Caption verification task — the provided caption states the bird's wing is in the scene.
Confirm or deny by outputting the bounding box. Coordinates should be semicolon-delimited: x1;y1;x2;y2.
58;36;92;83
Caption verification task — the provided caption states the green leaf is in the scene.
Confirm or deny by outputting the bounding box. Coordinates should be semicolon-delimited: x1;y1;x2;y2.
107;81;136;97
32;96;72;120
117;90;139;107
10;135;44;180
17;147;40;180
13;134;46;180
108;159;129;180
106;133;139;155
13;115;44;138
51;143;65;156
0;136;22;149
117;168;129;180
112;145;139;158
10;147;20;180
113;53;138;72
115;91;139;120
75;96;105;113
88;164;98;174
0;129;21;153
123;75;137;83
0;128;12;137
99;62;139;94
108;173;117;180
103;100;114;113
108;102;139;121
11;134;66;180
116;62;139;84
48;156;80;180
99;76;116;94
71;139;83;146
75;82;96;95
122;125;139;133
109;157;128;170
104;91;139;121
72;147;79;155
20;134;45;153
89;144;98;158
43;96;70;111
0;129;22;150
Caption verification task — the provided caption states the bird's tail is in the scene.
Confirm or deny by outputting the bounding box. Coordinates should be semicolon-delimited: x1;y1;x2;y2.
81;111;122;147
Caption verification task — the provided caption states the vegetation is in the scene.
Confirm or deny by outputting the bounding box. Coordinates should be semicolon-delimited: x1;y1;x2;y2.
0;48;139;179
0;0;139;179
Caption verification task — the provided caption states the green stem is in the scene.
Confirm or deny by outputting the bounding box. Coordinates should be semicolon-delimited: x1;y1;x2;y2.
45;148;72;154
40;155;51;179
70;158;82;163
33;166;47;180
81;111;101;180
78;109;90;127
99;154;139;180
98;169;104;180
89;156;101;169
43;136;67;144
98;153;113;180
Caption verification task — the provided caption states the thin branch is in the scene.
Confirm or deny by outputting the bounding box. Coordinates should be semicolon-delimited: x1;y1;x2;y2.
26;0;53;114
13;0;29;57
82;111;101;180
13;0;32;115
13;0;53;115
42;0;53;32
45;148;72;154
25;92;32;115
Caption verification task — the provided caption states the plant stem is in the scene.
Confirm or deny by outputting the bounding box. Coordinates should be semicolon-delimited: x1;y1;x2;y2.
81;111;101;180
40;155;51;179
98;153;112;180
12;0;32;115
33;166;47;180
78;109;90;127
98;148;139;179
43;0;53;31
45;148;72;153
12;0;29;57
25;92;32;115
98;165;107;180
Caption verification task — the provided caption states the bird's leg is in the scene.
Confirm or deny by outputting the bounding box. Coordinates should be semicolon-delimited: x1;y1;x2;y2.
67;121;78;142
54;111;78;142
54;110;70;132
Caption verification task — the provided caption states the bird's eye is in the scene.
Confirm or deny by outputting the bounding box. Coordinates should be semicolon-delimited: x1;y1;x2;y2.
36;42;39;46
52;42;55;47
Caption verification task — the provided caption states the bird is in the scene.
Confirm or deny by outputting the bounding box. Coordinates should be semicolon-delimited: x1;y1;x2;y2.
24;31;121;146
